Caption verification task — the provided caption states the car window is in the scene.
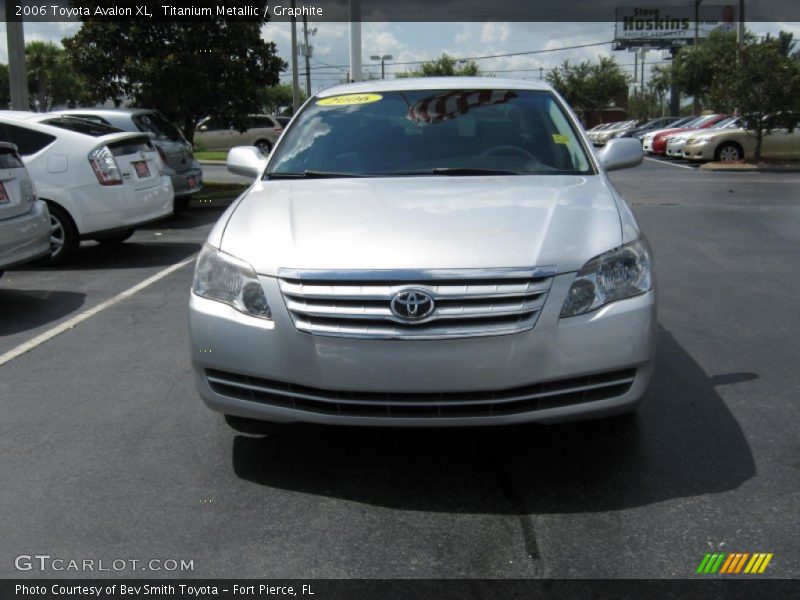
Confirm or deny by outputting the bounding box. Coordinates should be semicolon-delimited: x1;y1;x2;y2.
253;116;276;128
0;148;24;168
268;89;594;176
0;123;57;156
41;117;124;136
64;114;112;126
133;112;184;141
200;118;224;131
275;117;290;127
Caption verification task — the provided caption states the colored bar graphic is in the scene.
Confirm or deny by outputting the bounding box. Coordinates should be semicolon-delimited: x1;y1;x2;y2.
697;554;712;574
711;554;725;573
734;553;750;573
744;554;761;574
697;552;773;575
758;554;773;573
719;554;736;574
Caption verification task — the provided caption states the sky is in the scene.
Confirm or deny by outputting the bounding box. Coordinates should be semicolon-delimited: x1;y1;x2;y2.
2;20;799;93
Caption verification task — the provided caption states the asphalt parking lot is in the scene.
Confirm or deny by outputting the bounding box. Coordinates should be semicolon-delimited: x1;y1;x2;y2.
1;160;798;578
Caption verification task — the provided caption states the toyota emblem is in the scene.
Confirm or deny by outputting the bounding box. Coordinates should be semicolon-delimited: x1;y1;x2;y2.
390;289;435;321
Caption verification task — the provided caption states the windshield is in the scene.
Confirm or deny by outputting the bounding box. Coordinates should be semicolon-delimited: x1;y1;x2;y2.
266;89;594;177
133;112;184;141
711;117;739;129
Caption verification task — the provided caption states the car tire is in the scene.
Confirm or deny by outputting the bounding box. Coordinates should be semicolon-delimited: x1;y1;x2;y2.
93;228;135;245
45;202;79;265
254;139;272;155
173;195;191;214
224;414;283;435
715;142;743;162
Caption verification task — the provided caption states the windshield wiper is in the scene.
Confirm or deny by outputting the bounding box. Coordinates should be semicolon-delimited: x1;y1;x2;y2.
265;170;371;179
428;167;522;176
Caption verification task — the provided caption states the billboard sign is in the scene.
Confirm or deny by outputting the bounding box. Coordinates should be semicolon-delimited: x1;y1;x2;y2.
614;4;738;47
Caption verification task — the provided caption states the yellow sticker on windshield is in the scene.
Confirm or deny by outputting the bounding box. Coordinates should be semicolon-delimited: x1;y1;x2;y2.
317;93;383;107
552;134;570;144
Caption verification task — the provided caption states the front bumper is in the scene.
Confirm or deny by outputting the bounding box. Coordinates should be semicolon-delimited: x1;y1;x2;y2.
682;144;710;161
666;142;686;157
189;273;657;426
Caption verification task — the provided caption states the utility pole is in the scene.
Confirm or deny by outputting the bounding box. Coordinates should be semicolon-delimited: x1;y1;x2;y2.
6;1;29;110
669;46;680;117
640;48;647;100
737;0;745;44
349;0;362;82
694;0;702;47
539;67;543;81
290;1;300;113
302;16;312;97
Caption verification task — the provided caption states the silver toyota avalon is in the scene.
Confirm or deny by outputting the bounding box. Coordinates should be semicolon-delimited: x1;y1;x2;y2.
189;78;655;429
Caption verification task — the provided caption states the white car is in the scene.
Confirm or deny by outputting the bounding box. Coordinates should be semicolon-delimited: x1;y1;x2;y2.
0;112;174;264
0;142;50;278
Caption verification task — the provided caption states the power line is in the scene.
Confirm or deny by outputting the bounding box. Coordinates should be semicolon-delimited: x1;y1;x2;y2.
302;40;614;71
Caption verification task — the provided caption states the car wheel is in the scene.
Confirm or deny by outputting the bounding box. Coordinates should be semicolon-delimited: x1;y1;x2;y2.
255;139;272;155
224;414;283;435
45;203;79;265
715;142;743;162
93;228;135;245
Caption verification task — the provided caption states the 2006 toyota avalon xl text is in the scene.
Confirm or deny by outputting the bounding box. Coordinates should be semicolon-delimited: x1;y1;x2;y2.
189;78;656;430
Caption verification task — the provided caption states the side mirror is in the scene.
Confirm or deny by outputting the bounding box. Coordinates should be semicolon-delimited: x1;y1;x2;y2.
598;137;643;172
227;146;268;179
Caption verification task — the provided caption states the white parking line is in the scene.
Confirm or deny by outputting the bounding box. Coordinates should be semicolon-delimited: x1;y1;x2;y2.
0;255;197;368
645;157;697;170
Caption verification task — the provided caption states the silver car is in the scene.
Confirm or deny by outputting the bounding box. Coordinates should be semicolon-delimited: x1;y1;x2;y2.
55;108;202;211
0;142;50;277
189;78;655;429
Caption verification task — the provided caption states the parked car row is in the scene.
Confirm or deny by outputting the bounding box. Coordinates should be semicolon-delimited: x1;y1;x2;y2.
0;107;291;272
0;110;174;266
585;116;688;146
641;114;800;162
55;108;203;210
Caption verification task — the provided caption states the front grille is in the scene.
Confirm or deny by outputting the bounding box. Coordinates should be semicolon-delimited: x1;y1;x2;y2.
277;267;557;340
206;368;636;418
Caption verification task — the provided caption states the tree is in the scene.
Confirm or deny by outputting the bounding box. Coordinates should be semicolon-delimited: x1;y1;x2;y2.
709;38;800;160
62;2;285;142
259;84;306;116
671;30;743;111
397;54;480;78
24;41;88;111
547;57;629;125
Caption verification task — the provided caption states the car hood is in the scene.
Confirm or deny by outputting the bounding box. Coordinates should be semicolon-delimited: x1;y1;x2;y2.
688;128;746;140
218;175;624;276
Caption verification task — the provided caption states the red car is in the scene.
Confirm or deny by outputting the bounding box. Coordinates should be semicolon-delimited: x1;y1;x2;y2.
643;114;729;155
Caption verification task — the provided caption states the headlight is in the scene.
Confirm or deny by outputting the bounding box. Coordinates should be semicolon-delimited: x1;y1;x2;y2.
560;238;653;318
694;137;715;145
192;244;272;319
